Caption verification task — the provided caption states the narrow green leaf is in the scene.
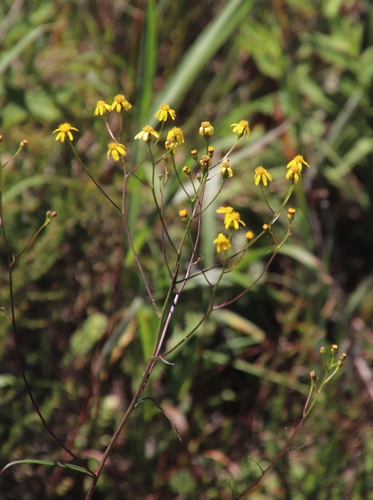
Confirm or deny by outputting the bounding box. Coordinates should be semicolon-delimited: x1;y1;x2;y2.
148;0;255;122
0;460;95;477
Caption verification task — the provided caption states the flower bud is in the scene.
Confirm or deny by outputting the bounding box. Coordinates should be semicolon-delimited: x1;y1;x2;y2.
179;209;188;222
220;159;233;179
199;121;214;137
199;154;211;172
287;207;296;222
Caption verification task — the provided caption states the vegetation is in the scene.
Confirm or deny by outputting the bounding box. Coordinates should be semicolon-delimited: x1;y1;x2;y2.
1;1;373;498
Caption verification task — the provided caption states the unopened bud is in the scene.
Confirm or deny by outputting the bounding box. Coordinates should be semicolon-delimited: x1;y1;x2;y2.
287;207;296;222
179;209;188;222
220;159;233;179
245;230;254;241
199;121;214;137
199;154;211;171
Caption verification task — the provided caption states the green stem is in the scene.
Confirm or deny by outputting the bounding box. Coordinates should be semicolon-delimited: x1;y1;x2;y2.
68;141;122;214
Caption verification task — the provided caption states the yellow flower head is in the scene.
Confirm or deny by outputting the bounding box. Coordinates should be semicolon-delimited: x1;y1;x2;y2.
165;127;184;153
134;125;159;142
111;94;132;113
213;233;231;253
155;104;176;122
287;154;310;171
183;166;191;175
254;166;272;186
208;146;214;158
220;159;233;179
216;206;245;230
169;127;184;145
199;121;214;137
230;120;251;138
53;122;79;142
285;155;309;183
94;100;111;116
286;164;302;183
107;142;126;161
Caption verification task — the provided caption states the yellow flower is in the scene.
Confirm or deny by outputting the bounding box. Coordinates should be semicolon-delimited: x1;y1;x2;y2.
165;127;184;153
245;230;254;241
169;127;184;145
220;159;233;179
111;94;132;113
107;142;126;161
216;206;245;230
226;210;246;230
207;146;214;158
53;122;79;142
155;103;176;122
285;155;310;183
199;121;214;137
254;166;272;186
230;120;251;137
286;154;310;171
213;233;231;253
134;125;159;142
286;164;302;183
94;100;111;116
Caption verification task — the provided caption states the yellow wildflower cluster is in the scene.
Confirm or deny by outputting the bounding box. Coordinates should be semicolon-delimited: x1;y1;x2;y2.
52;102;310;261
213;206;249;254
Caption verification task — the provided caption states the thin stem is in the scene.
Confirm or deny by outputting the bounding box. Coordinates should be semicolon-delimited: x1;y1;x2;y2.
261;183;275;214
68;141;122;214
119;157;161;316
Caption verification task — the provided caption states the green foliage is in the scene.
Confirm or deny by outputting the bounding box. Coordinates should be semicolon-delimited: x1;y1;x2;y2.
1;0;373;498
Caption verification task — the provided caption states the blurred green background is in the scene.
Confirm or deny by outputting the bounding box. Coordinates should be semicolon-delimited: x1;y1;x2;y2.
1;0;373;498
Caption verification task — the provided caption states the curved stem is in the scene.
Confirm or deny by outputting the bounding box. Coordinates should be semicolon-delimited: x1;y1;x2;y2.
68;141;122;214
